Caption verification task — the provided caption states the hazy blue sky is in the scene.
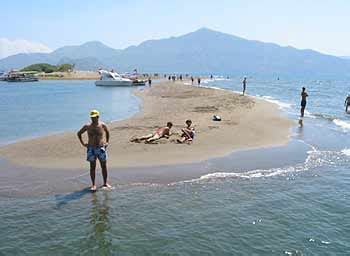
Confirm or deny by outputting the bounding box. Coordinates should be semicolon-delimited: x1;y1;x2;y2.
2;0;350;56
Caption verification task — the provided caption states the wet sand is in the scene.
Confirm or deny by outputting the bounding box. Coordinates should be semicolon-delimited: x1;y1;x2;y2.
0;81;292;170
0;139;309;197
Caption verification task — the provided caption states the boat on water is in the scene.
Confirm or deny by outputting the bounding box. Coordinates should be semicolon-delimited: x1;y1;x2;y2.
0;72;5;81
4;71;39;82
95;69;145;87
123;70;146;86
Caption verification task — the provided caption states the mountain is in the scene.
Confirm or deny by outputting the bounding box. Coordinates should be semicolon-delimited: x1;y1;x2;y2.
0;38;51;59
0;40;119;71
1;28;350;75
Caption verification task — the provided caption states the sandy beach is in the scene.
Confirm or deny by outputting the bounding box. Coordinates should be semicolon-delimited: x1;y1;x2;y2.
38;71;160;80
0;81;292;170
38;71;100;80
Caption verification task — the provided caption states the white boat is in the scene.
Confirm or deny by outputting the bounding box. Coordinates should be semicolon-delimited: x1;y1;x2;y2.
95;70;137;87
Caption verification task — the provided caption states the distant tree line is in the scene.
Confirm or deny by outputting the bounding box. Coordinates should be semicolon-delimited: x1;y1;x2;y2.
21;63;74;73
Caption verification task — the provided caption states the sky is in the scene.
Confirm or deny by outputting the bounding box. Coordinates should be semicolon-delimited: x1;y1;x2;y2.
1;0;350;56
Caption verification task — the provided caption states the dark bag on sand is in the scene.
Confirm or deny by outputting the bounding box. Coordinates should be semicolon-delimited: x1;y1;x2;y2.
212;115;221;121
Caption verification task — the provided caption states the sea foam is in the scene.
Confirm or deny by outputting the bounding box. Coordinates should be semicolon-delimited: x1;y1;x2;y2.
333;119;350;131
260;96;293;110
180;143;349;184
341;148;350;156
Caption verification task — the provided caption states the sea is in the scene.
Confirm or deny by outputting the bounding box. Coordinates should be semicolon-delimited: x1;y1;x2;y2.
0;77;349;255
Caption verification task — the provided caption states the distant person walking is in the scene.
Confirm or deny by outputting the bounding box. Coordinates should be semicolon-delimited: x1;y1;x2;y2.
300;87;308;117
77;110;111;191
191;76;194;85
148;78;152;87
242;77;247;95
345;95;350;113
197;77;201;85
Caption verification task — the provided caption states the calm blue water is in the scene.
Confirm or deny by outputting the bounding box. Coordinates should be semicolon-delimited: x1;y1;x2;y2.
1;78;350;255
0;80;141;145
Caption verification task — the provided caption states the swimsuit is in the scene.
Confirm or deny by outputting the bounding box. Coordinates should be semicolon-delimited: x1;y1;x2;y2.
301;100;307;107
86;146;108;162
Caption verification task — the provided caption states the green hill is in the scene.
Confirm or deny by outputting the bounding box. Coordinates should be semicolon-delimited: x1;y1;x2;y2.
21;63;73;73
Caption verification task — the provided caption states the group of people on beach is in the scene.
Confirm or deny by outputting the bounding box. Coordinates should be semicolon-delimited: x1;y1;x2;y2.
130;119;195;144
76;75;335;191
77;110;195;191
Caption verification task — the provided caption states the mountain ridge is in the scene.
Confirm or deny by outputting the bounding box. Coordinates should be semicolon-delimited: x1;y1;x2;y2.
1;28;349;75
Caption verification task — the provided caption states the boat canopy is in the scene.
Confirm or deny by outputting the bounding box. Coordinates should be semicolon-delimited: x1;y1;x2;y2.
98;69;123;80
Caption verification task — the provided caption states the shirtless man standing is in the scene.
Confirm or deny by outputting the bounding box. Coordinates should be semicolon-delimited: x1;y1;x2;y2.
77;110;111;191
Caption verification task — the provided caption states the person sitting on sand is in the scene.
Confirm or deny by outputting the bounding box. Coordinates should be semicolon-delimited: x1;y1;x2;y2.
177;119;195;144
130;122;173;143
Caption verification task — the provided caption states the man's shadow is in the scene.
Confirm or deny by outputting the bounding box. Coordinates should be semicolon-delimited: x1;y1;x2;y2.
54;187;92;209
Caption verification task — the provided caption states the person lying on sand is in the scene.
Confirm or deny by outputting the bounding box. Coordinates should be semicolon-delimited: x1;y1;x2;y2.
177;119;195;144
130;122;173;143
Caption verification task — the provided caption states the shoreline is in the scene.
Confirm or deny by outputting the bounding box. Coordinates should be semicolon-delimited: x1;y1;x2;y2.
0;81;293;170
0;138;310;198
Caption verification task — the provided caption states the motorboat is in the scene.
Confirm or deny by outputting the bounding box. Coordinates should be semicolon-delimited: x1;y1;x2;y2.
0;72;5;81
122;70;146;86
5;71;39;82
95;69;143;87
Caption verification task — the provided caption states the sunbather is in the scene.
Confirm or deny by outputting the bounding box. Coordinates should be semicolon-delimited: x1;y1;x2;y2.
130;122;173;143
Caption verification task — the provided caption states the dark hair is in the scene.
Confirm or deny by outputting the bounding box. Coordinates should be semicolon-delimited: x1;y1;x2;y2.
186;119;192;124
302;87;306;91
167;122;173;127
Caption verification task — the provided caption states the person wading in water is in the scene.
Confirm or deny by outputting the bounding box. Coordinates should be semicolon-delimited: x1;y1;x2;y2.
300;87;308;118
242;77;247;95
77;110;111;191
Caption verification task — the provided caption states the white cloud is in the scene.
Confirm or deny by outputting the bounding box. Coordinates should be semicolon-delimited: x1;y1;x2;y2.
0;38;52;59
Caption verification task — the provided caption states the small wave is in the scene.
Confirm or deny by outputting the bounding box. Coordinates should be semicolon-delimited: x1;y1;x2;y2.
333;119;350;131
201;79;212;84
186;165;301;182
202;77;230;84
260;96;292;110
213;77;230;81
341;148;350;156
181;146;349;183
311;113;336;121
284;250;302;256
197;84;226;91
308;238;331;245
303;110;316;119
